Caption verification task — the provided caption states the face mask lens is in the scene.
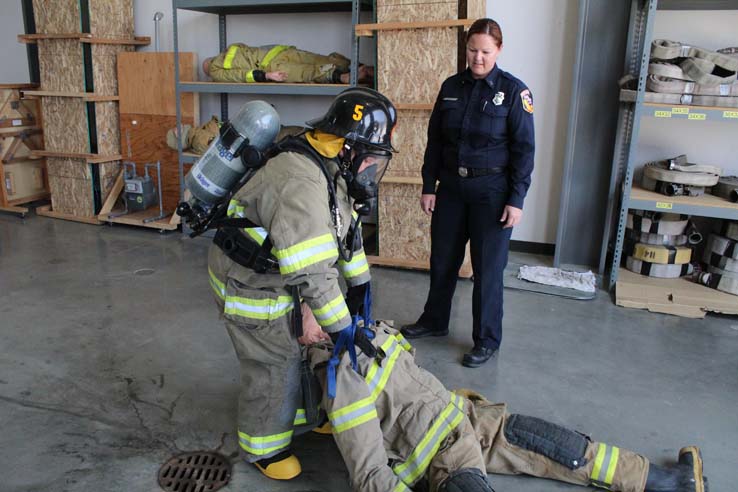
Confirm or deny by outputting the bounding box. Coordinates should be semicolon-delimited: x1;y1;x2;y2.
355;152;391;185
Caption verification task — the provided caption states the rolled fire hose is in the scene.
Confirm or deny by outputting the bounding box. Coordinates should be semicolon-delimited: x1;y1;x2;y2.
627;212;689;235
632;243;692;265
650;39;738;72
643;159;721;186
696;265;738;296
626;228;688;246
626;256;694;278
711;177;738;203
721;221;738;241
704;233;738;260
641;177;705;197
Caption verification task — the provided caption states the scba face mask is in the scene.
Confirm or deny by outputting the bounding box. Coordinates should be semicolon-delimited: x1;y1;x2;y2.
347;148;392;214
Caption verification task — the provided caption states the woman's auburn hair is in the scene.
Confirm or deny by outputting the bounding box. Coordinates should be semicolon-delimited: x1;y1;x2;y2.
466;18;503;47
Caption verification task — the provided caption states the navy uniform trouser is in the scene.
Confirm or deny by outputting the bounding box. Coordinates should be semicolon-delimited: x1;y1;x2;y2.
419;169;512;350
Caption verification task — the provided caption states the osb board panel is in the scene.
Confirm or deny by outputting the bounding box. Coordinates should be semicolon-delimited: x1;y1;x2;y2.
95;102;121;155
378;28;457;104
38;39;85;92
378;182;431;261
119;113;196;212
49;175;94;217
377;0;485;22
33;0;133;36
89;0;134;37
46;157;120;216
377;1;457;22
41;98;119;155
118;52;199;118
386;109;430;179
33;0;80;34
0;88;41;127
47;157;91;180
41;97;89;153
92;44;135;96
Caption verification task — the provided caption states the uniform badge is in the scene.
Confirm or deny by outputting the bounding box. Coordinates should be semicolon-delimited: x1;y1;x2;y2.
520;89;534;114
492;92;505;106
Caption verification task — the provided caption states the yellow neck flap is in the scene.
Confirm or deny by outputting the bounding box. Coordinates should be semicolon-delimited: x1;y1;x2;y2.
306;130;346;158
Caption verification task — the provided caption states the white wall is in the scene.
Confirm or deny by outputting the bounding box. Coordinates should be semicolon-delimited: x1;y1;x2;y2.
635;10;738;178
487;0;578;243
0;2;32;83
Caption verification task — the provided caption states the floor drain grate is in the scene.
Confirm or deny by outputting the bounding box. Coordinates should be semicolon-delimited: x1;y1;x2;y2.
158;451;231;492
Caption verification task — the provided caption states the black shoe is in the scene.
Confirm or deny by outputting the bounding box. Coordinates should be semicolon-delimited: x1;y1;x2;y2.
400;322;448;339
644;446;708;492
462;347;497;368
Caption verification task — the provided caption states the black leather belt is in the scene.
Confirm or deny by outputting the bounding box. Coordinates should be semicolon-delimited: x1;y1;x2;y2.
457;166;505;178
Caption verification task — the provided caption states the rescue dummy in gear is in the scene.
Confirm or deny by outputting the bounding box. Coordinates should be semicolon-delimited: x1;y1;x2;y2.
166;116;221;154
206;87;397;481
306;320;709;492
203;43;374;84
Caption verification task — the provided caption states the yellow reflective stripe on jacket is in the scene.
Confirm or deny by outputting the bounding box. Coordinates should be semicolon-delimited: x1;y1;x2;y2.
311;293;350;328
238;428;292;455
394;333;412;352
338;250;369;279
209;267;226;301
294;408;307;426
364;336;402;400
223;45;239;69
244;227;267;245
245;70;256;83
227;199;244;218
590;443;620;487
393;393;466;485
393;481;412;492
275;233;337;274
328;395;377;434
260;44;290;68
224;293;294;322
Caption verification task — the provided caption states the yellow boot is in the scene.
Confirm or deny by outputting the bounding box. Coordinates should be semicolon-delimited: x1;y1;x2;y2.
312;421;333;435
254;451;301;480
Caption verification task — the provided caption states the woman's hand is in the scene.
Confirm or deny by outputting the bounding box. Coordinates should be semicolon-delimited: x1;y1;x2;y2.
297;303;331;346
266;71;288;82
500;205;522;229
420;194;436;216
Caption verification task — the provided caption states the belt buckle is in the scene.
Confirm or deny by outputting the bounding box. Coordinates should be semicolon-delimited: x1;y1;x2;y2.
458;166;468;178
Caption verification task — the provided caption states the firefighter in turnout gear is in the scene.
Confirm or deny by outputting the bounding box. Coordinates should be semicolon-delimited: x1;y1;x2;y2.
307;321;709;492
207;87;397;480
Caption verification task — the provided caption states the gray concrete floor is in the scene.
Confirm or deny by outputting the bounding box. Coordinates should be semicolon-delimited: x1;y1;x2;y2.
1;213;737;492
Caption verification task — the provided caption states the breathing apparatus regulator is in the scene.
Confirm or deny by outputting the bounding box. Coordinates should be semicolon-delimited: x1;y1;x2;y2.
176;100;280;237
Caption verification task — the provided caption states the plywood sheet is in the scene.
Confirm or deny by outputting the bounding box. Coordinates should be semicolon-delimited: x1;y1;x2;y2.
386;109;430;179
37;39;85;92
119;114;195;212
46;157;119;217
117;52;199;118
378;182;431;260
377;28;457;104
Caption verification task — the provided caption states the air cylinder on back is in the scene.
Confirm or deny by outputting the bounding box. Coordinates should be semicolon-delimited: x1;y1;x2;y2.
184;100;280;207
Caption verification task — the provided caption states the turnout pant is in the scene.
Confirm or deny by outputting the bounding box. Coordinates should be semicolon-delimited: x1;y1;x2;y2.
426;399;649;492
420;170;512;350
270;49;350;83
225;314;304;462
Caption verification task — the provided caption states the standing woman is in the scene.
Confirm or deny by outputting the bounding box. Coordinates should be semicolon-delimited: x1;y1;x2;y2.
401;18;535;368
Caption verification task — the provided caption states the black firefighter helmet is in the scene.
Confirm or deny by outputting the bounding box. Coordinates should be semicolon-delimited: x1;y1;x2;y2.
306;87;397;153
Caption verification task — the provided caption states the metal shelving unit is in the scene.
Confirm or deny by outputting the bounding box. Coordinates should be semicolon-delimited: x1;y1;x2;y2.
600;0;738;290
172;0;374;213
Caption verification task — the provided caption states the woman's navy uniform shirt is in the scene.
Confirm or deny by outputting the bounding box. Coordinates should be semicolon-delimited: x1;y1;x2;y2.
421;65;535;209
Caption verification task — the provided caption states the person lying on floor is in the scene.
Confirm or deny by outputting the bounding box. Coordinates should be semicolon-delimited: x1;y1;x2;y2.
202;43;373;84
300;309;708;492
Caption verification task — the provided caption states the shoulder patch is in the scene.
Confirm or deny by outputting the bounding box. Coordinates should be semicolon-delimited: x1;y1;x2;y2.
520;89;533;114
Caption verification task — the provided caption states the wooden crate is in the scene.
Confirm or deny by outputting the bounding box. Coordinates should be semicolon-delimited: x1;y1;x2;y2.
45;157;119;218
32;0;133;38
40;97;120;155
